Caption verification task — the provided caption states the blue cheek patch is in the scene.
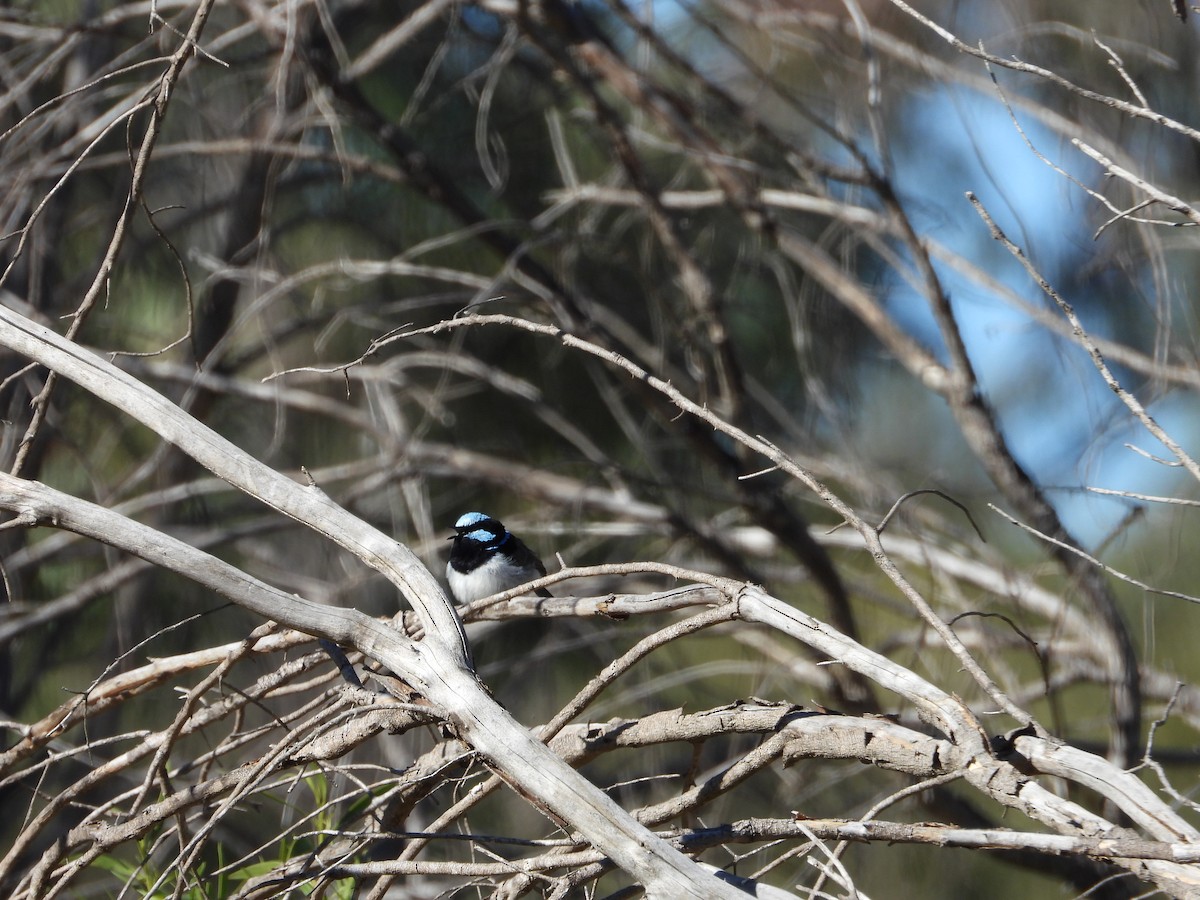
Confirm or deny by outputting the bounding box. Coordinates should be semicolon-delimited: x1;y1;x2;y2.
466;528;495;544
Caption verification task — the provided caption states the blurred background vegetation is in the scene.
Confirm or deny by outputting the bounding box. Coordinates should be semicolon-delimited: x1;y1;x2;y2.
2;0;1200;896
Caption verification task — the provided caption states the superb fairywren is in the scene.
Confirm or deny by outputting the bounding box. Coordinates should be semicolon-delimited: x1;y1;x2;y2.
446;512;552;604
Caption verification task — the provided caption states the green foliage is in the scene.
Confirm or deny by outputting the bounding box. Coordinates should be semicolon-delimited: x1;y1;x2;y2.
89;775;356;899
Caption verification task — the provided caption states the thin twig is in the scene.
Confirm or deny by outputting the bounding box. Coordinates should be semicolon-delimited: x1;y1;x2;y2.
989;504;1200;605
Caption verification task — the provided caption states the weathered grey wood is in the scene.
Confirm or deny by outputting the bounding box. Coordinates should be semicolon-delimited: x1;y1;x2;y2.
0;303;753;900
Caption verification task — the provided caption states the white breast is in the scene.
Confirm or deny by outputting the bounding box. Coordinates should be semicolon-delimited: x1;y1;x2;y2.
446;554;536;604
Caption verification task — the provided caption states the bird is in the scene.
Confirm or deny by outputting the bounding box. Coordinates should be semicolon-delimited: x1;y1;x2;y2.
446;512;552;604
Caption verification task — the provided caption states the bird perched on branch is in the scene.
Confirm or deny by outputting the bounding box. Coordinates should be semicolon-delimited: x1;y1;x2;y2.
446;512;552;604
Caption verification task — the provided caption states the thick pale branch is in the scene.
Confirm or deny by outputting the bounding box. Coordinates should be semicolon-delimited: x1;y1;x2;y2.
0;302;469;660
0;306;750;899
389;313;1033;731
